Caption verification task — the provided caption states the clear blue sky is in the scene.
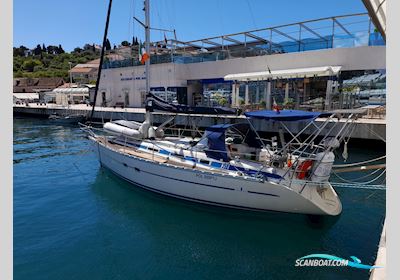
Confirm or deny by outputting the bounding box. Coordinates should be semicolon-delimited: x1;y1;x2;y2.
13;0;367;51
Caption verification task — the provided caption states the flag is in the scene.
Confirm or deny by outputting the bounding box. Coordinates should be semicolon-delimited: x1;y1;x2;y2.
272;98;280;113
141;47;149;64
139;42;149;64
138;41;149;64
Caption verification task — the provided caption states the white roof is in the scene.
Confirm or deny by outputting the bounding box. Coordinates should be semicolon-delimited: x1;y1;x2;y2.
73;63;99;68
53;88;89;94
224;66;342;81
13;93;39;99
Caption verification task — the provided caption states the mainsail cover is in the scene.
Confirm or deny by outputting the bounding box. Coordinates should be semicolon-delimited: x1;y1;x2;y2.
145;93;239;115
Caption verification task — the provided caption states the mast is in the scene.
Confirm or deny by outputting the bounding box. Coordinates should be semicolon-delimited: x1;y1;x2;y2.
144;0;150;96
90;0;113;121
143;0;153;130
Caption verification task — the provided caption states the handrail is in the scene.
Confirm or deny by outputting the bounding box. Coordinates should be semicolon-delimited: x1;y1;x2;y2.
81;123;322;161
182;13;368;45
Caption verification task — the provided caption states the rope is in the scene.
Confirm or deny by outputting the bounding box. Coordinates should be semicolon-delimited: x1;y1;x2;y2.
333;155;386;168
284;178;386;190
332;169;386;185
332;167;385;184
331;182;386;190
333;166;384;181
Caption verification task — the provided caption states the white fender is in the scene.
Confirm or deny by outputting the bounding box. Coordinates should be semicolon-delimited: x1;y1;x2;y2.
104;122;143;138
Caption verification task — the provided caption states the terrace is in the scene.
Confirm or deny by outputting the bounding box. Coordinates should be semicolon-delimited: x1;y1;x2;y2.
103;13;385;69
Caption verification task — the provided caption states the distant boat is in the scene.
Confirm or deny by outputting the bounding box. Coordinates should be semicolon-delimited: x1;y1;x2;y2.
48;113;86;124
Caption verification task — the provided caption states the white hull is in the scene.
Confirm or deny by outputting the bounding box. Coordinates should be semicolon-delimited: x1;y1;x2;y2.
92;138;342;216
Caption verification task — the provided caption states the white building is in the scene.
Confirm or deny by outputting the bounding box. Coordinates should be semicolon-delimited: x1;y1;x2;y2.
97;13;386;110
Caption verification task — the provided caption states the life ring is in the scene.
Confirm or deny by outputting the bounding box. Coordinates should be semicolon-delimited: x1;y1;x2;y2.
296;160;313;179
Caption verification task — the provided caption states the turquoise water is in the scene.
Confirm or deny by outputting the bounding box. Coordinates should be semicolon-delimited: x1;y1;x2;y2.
14;117;385;280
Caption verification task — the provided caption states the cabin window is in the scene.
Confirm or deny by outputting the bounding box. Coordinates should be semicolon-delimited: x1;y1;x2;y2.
199;159;210;165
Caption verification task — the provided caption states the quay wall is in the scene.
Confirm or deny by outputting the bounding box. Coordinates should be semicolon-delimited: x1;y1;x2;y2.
13;104;386;141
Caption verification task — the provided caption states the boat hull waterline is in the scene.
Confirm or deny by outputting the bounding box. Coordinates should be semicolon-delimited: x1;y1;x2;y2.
92;138;342;216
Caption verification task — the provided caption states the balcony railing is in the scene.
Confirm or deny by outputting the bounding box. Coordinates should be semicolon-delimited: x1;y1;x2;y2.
103;13;385;70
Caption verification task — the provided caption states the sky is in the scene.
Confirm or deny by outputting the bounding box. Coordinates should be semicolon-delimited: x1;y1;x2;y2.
13;0;367;51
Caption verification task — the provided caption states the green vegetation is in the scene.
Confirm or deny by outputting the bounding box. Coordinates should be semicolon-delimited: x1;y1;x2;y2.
283;97;294;109
13;43;101;80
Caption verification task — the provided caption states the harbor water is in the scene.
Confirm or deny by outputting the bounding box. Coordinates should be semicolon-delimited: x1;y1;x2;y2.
14;117;385;280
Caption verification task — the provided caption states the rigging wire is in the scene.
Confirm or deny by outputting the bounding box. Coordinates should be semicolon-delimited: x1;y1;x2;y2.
245;0;258;29
364;124;386;143
216;0;225;35
128;0;133;44
155;0;164;42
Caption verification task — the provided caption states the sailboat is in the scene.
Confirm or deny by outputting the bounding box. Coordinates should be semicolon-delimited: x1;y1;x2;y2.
82;0;359;216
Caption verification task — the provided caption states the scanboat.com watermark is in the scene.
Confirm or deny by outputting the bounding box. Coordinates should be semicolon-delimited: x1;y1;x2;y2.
295;254;383;269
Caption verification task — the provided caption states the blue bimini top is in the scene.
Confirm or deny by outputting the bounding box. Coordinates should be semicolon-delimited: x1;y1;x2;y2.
203;123;262;162
244;109;324;121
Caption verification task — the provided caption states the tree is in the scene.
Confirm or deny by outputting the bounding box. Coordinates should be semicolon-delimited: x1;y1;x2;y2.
121;40;130;47
73;47;82;53
105;39;111;51
57;44;65;54
218;97;228;106
47;45;56;54
113;44;117;50
13;42;101;79
13;45;29;57
92;44;96;52
33;44;42;56
83;44;92;51
22;59;42;72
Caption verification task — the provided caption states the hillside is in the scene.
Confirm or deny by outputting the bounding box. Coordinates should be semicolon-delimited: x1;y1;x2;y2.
13;44;101;81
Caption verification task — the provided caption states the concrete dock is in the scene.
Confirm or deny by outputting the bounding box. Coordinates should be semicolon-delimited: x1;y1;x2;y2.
13;103;386;140
370;219;386;280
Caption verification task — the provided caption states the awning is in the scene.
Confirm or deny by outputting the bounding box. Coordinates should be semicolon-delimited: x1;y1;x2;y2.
245;109;323;121
52;88;89;94
13;93;39;100
224;66;342;81
342;73;384;85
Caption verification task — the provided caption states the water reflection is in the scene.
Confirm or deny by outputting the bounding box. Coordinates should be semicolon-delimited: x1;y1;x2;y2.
13;117;385;280
89;168;370;279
